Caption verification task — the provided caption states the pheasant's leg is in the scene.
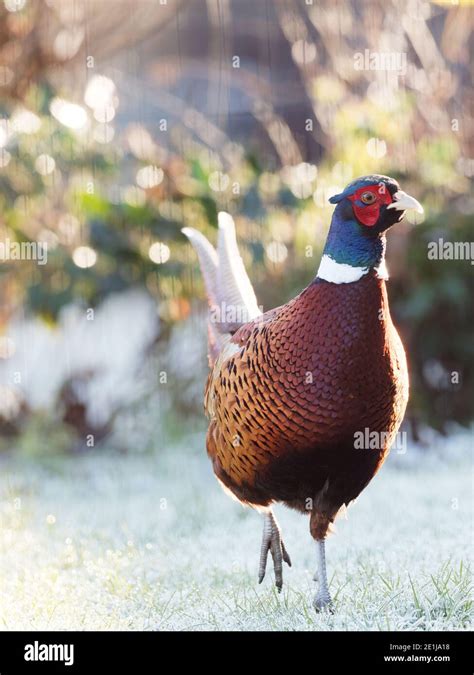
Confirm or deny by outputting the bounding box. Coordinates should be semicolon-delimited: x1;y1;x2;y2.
313;539;333;611
258;510;292;592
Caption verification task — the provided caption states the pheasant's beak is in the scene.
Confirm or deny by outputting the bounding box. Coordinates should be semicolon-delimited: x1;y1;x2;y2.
387;191;424;215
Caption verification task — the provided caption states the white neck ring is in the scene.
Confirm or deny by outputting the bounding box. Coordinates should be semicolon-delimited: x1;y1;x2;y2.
317;254;388;284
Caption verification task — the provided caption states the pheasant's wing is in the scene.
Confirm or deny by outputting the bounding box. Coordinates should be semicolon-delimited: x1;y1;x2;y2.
203;300;297;494
204;304;284;421
202;280;333;494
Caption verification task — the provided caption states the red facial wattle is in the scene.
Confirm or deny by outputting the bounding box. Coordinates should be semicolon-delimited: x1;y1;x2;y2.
348;185;393;227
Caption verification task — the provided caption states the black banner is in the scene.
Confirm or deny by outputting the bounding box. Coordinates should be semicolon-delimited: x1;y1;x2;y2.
0;631;469;673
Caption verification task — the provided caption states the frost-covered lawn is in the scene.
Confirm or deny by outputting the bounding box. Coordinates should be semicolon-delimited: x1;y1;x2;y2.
0;431;472;631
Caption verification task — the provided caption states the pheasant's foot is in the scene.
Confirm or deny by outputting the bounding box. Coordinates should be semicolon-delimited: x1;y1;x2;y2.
313;539;334;612
258;510;292;592
313;590;333;612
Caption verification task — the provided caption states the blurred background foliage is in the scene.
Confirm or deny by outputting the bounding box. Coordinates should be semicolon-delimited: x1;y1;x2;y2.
0;0;472;452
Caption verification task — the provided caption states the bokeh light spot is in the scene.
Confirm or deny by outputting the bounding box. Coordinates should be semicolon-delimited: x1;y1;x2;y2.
50;98;88;130
35;154;56;176
265;241;288;264
136;165;164;189
73;246;97;269
149;242;170;264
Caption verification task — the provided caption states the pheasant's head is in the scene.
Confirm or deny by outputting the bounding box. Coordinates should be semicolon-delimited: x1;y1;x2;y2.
329;174;423;233
318;174;423;284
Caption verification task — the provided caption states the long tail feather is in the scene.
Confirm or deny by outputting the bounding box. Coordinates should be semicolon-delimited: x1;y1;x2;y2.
216;212;261;331
182;214;261;363
181;227;218;306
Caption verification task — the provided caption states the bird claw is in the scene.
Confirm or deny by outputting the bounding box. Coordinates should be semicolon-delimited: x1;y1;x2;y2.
313;592;334;613
258;512;292;592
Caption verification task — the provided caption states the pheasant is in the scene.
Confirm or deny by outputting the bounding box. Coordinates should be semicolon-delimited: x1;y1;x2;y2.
182;174;423;610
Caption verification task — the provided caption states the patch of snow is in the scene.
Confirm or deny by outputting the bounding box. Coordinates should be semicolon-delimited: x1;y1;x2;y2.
0;289;159;427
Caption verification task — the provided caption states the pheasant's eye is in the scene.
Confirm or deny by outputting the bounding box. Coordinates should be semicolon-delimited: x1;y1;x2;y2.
360;191;377;205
